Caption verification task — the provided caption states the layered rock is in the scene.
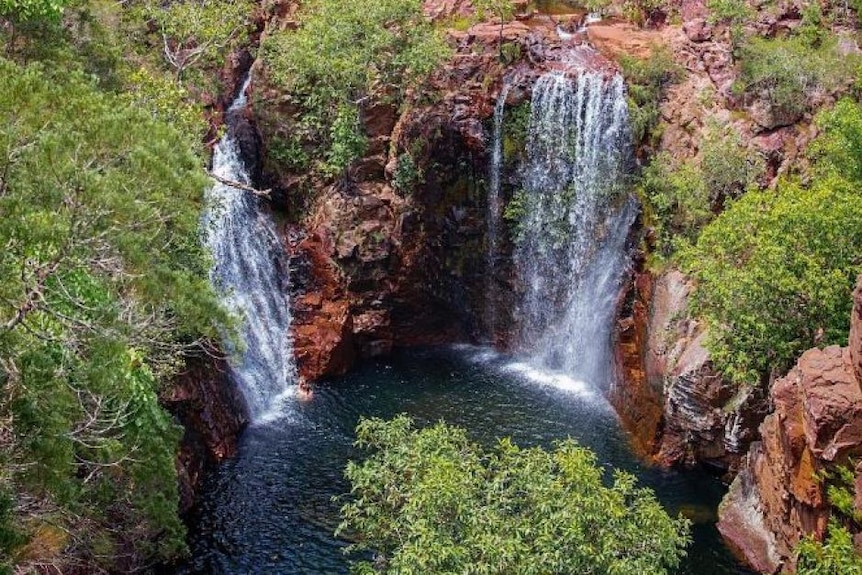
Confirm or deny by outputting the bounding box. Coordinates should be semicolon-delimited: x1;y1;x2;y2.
717;276;862;573
253;3;623;383
622;269;764;470
164;354;248;512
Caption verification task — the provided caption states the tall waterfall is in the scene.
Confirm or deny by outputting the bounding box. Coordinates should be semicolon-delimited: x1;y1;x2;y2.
203;79;297;421
513;71;635;388
484;83;510;338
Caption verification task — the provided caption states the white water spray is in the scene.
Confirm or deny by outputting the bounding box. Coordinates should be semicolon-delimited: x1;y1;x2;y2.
203;79;297;421
511;71;635;390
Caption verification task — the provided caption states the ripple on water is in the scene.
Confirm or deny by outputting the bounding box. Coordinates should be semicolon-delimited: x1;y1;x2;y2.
178;347;754;575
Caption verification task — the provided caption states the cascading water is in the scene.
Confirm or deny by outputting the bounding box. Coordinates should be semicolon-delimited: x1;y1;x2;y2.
484;83;511;337
512;71;635;389
203;79;296;421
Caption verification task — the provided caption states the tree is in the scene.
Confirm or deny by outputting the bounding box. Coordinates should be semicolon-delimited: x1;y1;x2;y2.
145;0;253;82
682;100;862;385
0;56;224;572
337;415;691;575
473;0;516;60
262;0;450;177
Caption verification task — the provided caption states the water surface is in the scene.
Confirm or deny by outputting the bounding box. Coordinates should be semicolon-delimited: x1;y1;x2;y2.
179;347;751;575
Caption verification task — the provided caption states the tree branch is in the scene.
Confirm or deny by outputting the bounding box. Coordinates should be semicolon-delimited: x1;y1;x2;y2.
207;171;272;199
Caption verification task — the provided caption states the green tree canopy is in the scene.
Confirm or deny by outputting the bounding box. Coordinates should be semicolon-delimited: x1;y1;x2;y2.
262;0;450;176
0;56;224;571
337;415;691;575
682;100;862;385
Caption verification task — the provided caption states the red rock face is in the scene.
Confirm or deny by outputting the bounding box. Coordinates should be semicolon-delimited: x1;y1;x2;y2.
611;267;666;457
252;3;627;384
164;355;249;512
718;276;862;573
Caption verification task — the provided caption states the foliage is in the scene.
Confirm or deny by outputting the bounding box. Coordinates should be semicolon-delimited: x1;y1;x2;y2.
145;0;253;81
338;415;691;575
622;0;664;27
392;152;423;194
262;0;450;177
699;122;763;206
809;98;862;183
0;0;65;23
705;0;751;47
684;98;862;385
706;0;751;24
0;56;224;570
682;176;862;384
796;466;862;574
473;0;516;21
797;521;862;575
735;36;852;125
619;47;682;147
640;153;710;258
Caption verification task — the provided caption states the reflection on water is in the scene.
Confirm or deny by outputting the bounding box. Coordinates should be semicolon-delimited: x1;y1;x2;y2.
178;347;753;575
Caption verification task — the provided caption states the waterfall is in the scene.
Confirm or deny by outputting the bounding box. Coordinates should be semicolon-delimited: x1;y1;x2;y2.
203;79;297;421
485;83;511;338
512;71;635;389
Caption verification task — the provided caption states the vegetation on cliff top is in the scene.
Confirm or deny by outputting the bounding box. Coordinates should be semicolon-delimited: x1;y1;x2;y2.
338;416;691;575
681;99;862;386
261;0;450;178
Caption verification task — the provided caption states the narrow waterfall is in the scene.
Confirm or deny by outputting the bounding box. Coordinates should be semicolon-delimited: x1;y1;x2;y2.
203;79;297;421
513;71;635;388
484;83;511;338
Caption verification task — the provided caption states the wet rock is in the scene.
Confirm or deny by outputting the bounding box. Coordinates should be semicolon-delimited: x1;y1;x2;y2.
164;355;248;512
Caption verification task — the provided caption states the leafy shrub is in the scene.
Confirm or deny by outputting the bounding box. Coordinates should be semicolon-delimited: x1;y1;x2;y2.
338;415;691;575
263;0;450;177
797;522;862;575
682;177;862;384
619;47;683;147
684;98;862;385
392;152;423;194
735;36;852;126
0;56;224;570
699;122;763;206
640;153;710;258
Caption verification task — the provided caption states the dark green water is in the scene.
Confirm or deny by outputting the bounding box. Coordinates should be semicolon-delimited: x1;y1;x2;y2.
178;346;752;574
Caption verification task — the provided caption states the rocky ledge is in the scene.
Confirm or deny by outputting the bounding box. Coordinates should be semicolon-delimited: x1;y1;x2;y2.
717;277;862;572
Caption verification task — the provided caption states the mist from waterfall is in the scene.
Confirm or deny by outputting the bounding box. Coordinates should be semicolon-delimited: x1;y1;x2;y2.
511;71;635;389
203;79;297;421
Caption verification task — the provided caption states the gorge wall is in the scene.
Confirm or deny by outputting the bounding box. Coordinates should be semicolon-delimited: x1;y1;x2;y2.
717;278;862;573
251;1;624;384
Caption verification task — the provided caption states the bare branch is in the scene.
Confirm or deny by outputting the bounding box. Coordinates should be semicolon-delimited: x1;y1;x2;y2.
207;171;272;198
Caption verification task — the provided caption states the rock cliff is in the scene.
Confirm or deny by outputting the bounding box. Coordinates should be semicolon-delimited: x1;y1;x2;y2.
252;1;623;383
717;277;862;572
164;353;249;512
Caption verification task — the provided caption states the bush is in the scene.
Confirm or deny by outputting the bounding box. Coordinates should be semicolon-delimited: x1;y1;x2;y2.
699;122;763;206
262;0;450;177
0;56;224;570
338;415;691;575
683;99;862;385
619;47;682;147
640;153;710;258
682;178;862;384
735;36;852;126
